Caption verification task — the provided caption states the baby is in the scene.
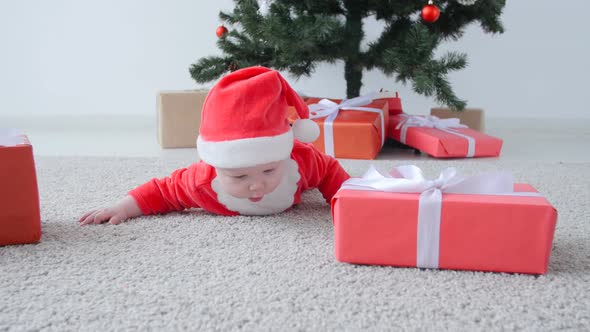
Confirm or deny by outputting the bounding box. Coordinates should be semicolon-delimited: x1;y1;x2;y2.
79;66;351;225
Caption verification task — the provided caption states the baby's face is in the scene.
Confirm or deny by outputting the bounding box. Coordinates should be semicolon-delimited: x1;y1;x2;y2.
215;160;286;202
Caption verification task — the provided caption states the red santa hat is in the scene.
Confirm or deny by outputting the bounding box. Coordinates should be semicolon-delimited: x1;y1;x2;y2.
196;66;319;168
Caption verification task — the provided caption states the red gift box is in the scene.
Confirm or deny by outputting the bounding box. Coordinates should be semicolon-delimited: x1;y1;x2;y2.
373;90;403;116
331;165;558;274
0;130;41;246
389;114;502;158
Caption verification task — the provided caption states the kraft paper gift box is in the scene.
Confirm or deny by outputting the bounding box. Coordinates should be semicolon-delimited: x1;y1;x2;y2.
157;89;208;148
389;114;502;158
288;95;389;160
331;165;558;275
431;107;485;132
0;129;42;246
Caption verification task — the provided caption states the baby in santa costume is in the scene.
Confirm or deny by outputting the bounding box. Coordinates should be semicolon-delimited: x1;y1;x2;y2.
79;66;351;225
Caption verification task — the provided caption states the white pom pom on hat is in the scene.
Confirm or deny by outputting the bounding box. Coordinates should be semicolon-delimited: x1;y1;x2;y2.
292;118;319;143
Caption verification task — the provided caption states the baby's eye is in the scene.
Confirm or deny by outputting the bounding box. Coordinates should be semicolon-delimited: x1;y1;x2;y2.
263;168;275;174
232;175;247;179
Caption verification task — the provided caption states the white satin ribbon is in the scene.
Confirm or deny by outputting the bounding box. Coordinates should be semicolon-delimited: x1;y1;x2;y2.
340;165;543;269
308;93;384;157
396;115;475;157
0;128;25;147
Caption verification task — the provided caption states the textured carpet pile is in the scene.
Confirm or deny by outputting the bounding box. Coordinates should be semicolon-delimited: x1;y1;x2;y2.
1;156;589;331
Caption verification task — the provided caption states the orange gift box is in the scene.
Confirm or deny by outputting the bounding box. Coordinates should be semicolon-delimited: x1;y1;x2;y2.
300;90;403;115
0;130;41;246
289;97;389;160
389;114;502;158
332;167;558;274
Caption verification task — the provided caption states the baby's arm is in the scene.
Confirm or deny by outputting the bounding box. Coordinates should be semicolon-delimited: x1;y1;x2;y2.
79;163;207;225
128;165;204;215
79;195;142;226
295;143;351;203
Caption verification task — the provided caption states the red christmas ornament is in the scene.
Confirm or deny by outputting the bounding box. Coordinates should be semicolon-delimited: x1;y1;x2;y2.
421;0;440;23
216;25;228;38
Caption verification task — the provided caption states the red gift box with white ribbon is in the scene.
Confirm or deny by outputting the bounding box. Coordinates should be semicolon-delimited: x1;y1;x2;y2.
332;165;557;274
389;114;502;158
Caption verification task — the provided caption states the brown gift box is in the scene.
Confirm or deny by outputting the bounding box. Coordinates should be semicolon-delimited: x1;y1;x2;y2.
157;90;209;148
430;108;485;132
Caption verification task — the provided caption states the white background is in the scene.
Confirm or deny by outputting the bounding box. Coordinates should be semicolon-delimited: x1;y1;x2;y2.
0;0;588;119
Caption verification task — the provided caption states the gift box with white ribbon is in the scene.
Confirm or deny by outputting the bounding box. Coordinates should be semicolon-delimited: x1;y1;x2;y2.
0;129;41;246
389;114;502;158
287;94;389;160
332;165;558;274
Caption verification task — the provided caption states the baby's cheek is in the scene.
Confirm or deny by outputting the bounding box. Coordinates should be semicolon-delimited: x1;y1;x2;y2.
221;181;248;198
268;173;284;191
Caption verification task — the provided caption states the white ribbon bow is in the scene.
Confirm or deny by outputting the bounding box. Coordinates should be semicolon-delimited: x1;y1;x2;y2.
396;115;476;157
308;93;384;157
0;128;25;147
341;165;542;269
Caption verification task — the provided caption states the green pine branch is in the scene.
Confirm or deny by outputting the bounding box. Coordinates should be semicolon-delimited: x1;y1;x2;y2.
190;0;506;110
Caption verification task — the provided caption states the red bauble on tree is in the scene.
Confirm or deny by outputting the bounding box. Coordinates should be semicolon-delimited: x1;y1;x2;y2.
421;0;440;23
216;25;228;38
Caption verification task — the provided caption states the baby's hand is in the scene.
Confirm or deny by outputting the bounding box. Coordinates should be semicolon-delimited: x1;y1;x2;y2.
78;195;142;226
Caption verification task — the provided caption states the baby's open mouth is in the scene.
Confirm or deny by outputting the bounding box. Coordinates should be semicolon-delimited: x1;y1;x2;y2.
248;196;263;202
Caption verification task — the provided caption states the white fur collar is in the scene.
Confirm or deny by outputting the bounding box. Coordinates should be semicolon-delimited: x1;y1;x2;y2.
211;159;300;215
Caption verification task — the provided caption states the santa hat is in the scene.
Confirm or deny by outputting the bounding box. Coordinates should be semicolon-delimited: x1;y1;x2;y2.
196;66;319;168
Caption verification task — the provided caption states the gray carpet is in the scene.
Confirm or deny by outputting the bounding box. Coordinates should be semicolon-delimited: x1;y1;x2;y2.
1;156;589;331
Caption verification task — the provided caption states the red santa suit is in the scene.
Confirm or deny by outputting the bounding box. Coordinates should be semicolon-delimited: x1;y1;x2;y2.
129;66;350;216
128;141;349;216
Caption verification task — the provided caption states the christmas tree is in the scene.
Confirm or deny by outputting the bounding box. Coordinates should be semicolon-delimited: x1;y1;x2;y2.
190;0;506;110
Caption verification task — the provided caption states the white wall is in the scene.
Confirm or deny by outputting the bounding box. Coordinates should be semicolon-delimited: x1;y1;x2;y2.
1;0;588;119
